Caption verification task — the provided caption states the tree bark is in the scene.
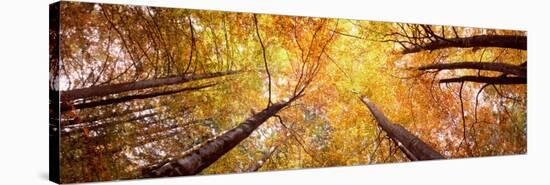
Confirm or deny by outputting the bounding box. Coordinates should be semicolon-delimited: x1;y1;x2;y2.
108;119;211;154
49;3;61;183
143;100;294;177
63;112;158;134
402;35;526;54
360;96;445;161
65;83;217;111
61;70;240;101
418;62;526;77
127;119;209;142
439;76;526;84
75;105;157;125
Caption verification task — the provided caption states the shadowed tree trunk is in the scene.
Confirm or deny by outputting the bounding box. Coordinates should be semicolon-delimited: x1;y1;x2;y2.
402;35;526;54
65;83;218;111
126;118;210;142
143;99;297;177
49;3;61;183
439;76;526;84
418;62;526;77
64;112;159;134
360;96;445;161
61;70;240;101
81;115;184;140
75;105;157;125
107;119;212;154
67;119;210;153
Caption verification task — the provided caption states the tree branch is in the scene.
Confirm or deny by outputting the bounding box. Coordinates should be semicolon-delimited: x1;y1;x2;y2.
68;83;218;111
439;76;526;84
253;14;273;107
419;62;526;77
402;35;527;54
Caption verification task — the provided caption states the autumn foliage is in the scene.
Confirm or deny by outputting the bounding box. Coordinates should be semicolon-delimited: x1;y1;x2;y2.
50;2;526;183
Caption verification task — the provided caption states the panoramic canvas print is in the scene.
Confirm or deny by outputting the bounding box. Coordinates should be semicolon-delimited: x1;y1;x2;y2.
49;1;527;183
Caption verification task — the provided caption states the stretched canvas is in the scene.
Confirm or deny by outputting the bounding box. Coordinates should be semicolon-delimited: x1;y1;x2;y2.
49;1;527;183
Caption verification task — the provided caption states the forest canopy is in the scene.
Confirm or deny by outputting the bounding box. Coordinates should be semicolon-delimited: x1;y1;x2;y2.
50;2;526;183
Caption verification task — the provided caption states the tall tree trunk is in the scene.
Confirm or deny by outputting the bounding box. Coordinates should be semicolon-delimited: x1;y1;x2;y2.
418;62;526;77
402;35;526;54
439;76;526;84
63;112;159;134
65;83;217;112
360;96;445;161
108;119;210;154
143;100;294;177
126;118;209;143
49;3;61;183
61;70;240;101
74;105;157;125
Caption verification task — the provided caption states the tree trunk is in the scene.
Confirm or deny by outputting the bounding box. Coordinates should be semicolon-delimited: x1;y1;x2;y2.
126;118;209;143
65;83;217;111
63;112;158;134
439;76;526;84
61;70;240;101
402;35;526;54
360;96;445;161
143;100;293;177
74;105;157;125
418;62;526;77
108;119;210;154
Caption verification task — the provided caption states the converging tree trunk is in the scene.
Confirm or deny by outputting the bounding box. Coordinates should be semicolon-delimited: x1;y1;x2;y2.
75;105;157;125
360;96;445;161
418;62;526;77
108;119;211;154
143;100;295;177
438;76;526;84
64;112;159;134
61;70;240;101
65;83;218;111
402;35;526;54
126;118;209;142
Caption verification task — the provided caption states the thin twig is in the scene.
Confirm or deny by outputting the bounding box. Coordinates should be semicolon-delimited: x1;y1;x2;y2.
253;14;273;107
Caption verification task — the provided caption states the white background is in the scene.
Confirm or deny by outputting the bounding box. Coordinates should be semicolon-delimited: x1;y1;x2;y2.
0;0;548;184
